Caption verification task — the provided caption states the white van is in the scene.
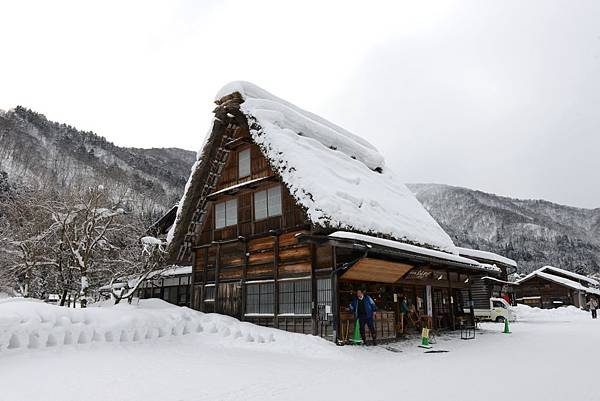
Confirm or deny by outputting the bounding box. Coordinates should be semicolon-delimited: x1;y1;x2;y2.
472;298;516;322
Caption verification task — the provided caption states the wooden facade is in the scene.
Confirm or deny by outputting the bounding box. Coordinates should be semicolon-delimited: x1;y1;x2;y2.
456;253;518;308
137;270;191;307
169;90;492;343
515;276;579;308
515;268;600;309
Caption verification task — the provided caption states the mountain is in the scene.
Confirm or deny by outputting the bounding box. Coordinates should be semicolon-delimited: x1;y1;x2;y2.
0;106;196;216
2;106;597;275
408;183;600;275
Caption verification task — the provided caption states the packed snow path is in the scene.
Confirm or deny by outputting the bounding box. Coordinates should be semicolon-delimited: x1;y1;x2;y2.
0;300;598;401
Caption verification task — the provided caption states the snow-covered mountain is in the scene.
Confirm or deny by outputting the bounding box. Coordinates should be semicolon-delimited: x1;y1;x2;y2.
408;183;600;275
2;106;596;275
0;107;195;215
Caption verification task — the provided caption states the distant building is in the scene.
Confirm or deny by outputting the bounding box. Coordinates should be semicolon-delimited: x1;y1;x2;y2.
136;266;192;307
99;266;192;307
515;266;600;308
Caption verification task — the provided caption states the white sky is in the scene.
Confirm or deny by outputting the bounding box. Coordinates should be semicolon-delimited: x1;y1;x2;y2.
1;0;599;208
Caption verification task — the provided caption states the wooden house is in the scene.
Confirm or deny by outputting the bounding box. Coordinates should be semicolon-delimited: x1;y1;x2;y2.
136;266;192;307
167;81;494;342
515;265;600;308
456;247;518;306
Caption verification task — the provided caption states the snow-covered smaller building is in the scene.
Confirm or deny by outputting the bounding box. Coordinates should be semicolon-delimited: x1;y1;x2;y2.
515;266;600;309
99;266;192;307
136;266;192;306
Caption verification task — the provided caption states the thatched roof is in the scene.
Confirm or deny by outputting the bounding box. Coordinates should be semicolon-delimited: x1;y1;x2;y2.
168;82;456;261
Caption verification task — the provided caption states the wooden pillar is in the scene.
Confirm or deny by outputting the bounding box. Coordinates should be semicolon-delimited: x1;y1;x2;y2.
240;240;248;321
190;250;197;308
200;248;208;312
331;246;339;344
310;243;318;336
468;281;475;327
273;234;280;328
214;244;221;314
447;270;456;330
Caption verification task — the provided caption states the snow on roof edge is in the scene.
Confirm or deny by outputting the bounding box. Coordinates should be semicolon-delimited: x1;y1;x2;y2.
329;232;477;267
517;271;600;295
456;247;517;268
540;265;599;286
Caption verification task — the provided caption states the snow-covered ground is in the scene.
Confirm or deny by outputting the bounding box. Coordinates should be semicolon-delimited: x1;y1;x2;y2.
0;299;598;401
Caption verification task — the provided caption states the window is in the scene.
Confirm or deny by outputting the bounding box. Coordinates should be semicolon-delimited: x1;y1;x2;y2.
492;300;505;309
279;280;312;315
215;198;238;229
238;148;251;178
317;278;332;307
246;283;274;314
254;185;282;220
204;285;215;301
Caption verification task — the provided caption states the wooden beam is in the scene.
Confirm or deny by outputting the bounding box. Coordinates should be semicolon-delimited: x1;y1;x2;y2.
274;234;280;327
332;246;339;344
447;269;456;330
241;240;248;320
214;244;221;314
310;243;318;336
468;284;475;327
190;250;196;309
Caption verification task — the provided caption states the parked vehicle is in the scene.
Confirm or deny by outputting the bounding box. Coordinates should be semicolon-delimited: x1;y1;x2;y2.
472;297;516;322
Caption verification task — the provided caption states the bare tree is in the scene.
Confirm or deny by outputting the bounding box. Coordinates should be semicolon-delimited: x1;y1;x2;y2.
0;189;54;297
110;236;168;305
47;186;128;307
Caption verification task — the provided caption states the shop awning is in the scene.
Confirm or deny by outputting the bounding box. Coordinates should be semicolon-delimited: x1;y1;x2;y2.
341;258;414;283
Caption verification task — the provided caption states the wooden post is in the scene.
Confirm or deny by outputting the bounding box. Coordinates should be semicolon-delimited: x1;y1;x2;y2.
310;243;318;336
214;244;221;314
468;283;475;327
190;250;196;309
240;239;248;321
331;246;339;344
273;234;280;328
447;270;455;330
200;248;208;312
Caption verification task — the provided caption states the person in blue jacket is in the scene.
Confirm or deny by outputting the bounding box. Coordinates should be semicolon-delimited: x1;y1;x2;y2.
349;289;377;345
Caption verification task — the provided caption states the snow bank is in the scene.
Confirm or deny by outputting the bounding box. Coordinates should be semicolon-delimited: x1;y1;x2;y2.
0;298;332;355
514;304;590;322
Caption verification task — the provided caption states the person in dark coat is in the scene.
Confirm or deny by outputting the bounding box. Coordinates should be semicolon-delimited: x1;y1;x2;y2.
349;289;377;345
587;297;598;319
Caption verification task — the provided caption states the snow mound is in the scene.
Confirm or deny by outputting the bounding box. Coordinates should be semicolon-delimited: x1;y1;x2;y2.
0;298;333;356
514;304;590;322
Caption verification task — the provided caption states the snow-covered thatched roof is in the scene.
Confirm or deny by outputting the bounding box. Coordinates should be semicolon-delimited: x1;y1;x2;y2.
517;270;600;296
517;265;599;287
169;81;456;259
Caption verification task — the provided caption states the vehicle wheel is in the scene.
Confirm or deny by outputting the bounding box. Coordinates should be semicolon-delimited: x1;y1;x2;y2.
495;316;505;323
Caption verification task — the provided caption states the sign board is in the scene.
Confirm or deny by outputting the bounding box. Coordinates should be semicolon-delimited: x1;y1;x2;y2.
406;269;433;280
317;304;332;321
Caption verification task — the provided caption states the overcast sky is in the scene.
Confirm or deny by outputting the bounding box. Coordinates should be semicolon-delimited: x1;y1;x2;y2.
1;1;599;208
